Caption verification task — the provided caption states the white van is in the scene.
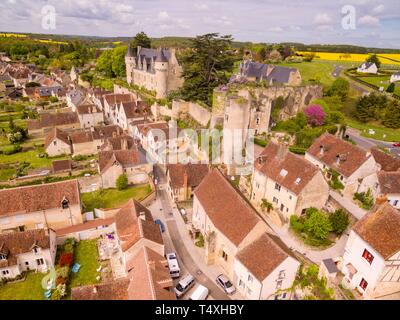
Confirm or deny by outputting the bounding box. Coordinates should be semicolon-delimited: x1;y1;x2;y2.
166;253;180;278
189;285;209;300
174;274;195;298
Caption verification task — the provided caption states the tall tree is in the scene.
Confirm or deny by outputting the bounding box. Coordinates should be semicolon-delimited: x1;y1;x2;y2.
366;54;381;69
132;32;152;49
178;33;235;105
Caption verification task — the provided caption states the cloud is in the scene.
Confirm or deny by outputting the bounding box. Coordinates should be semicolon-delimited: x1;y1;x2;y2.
358;15;380;27
157;11;170;21
314;13;332;25
268;26;283;32
372;4;385;14
194;4;209;11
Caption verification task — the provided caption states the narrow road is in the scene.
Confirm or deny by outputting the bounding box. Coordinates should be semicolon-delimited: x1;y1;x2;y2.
153;165;230;300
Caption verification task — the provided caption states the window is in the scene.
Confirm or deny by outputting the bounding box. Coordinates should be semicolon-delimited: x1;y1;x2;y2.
276;280;283;289
362;249;374;265
273;197;278;204
256;118;260;125
239;279;245;289
36;258;44;266
0;254;6;260
279;270;286;279
2;270;9;276
247;288;252;295
275;183;281;191
61;198;69;209
359;278;368;291
280;204;285;212
222;251;228;262
25;261;29;266
53;141;56;146
248;274;253;283
33;247;39;254
394;200;399;207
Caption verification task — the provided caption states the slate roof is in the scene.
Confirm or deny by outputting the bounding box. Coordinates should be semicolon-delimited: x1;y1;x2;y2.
306;133;372;177
353;203;400;259
238;60;298;84
0;180;80;217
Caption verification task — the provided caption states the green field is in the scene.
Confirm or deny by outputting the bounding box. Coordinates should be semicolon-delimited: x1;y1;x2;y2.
357;76;400;95
82;184;153;211
345;117;400;142
70;240;100;289
0;272;48;300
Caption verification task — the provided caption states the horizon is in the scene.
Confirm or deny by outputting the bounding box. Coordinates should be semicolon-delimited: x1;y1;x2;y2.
0;0;399;49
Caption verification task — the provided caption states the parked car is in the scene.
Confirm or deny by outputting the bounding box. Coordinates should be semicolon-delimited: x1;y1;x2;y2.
155;219;165;233
174;274;195;298
393;142;400;147
166;252;180;278
216;274;236;295
189;284;209;300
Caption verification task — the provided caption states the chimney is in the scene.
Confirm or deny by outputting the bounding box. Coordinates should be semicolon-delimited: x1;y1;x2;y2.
376;195;388;205
183;170;188;198
277;144;288;161
121;137;128;150
336;154;341;165
320;145;324;155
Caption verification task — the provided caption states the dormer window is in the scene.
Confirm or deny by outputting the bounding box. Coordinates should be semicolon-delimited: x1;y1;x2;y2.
362;249;374;265
61;197;69;209
33;247;40;254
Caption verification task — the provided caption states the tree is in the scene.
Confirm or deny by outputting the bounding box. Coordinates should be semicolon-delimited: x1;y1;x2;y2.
112;46;128;77
329;209;349;235
366;54;381;69
116;173;129;190
304;105;326;126
178;33;235;105
383;100;400;129
268;49;282;63
132;32;152;49
303;53;316;62
260;199;273;213
304;208;332;240
327;78;350;101
96;50;114;77
387;82;395;93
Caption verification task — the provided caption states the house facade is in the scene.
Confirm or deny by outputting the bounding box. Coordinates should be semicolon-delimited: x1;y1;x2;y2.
305;134;379;197
0;180;82;232
44;128;72;157
390;71;400;83
76;104;104;129
0;229;57;280
357;62;378;74
340;203;400;299
251;142;329;221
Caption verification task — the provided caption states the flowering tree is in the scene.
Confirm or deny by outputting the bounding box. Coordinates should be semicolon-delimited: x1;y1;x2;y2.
304;105;326;126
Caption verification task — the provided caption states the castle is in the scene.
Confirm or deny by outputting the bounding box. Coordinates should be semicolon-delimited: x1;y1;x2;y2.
125;45;184;99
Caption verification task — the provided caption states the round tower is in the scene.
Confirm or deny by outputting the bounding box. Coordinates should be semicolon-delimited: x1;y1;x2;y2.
154;48;169;99
125;44;135;84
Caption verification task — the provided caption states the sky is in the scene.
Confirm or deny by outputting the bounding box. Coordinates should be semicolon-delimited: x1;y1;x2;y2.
0;0;399;48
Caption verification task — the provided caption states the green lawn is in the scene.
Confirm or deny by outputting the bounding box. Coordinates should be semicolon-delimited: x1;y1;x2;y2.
357;76;400;96
345;117;400;142
0;272;48;300
82;184;153;211
70;240;100;288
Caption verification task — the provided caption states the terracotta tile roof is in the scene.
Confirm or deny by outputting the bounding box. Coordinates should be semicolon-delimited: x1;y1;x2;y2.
378;171;400;194
28;112;79;130
115;200;163;252
71;278;131;300
167;163;210;189
126;246;175;300
91;125;123;140
353;203;400;259
76;104;101;115
371;148;400;172
255;142;320;195
0;180;80;217
52;159;72;173
100;135;135;151
98;149;144;174
137;122;169;136
236;233;292;281
56;218;114;236
194;168;261;247
104;93;134;106
306;134;372;177
70;130;93;144
0;229;52;267
44;127;71;149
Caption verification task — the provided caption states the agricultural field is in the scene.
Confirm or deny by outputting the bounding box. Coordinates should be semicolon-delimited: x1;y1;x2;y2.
297;51;400;66
357;76;400;95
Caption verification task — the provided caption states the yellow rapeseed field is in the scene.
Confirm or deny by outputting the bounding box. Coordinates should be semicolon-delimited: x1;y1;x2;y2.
0;33;27;38
297;51;400;65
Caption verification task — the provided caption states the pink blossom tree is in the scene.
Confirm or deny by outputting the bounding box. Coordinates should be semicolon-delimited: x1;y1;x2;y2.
304;104;326;126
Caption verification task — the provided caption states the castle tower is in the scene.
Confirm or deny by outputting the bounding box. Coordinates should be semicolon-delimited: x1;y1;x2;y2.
154;48;169;99
125;44;135;84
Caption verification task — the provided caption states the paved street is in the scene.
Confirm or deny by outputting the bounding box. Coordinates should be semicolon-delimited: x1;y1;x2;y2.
150;165;233;300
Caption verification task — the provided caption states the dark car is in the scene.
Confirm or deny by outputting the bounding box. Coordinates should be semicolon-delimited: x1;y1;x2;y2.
155;219;165;233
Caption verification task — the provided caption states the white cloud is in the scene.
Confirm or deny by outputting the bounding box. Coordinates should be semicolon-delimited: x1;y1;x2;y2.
194;3;209;11
268;26;283;32
316;25;334;31
372;4;385;14
314;13;332;25
157;11;170;21
358;15;380;26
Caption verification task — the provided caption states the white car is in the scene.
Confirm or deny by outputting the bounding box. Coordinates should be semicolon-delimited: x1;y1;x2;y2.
166;252;180;278
216;274;236;295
